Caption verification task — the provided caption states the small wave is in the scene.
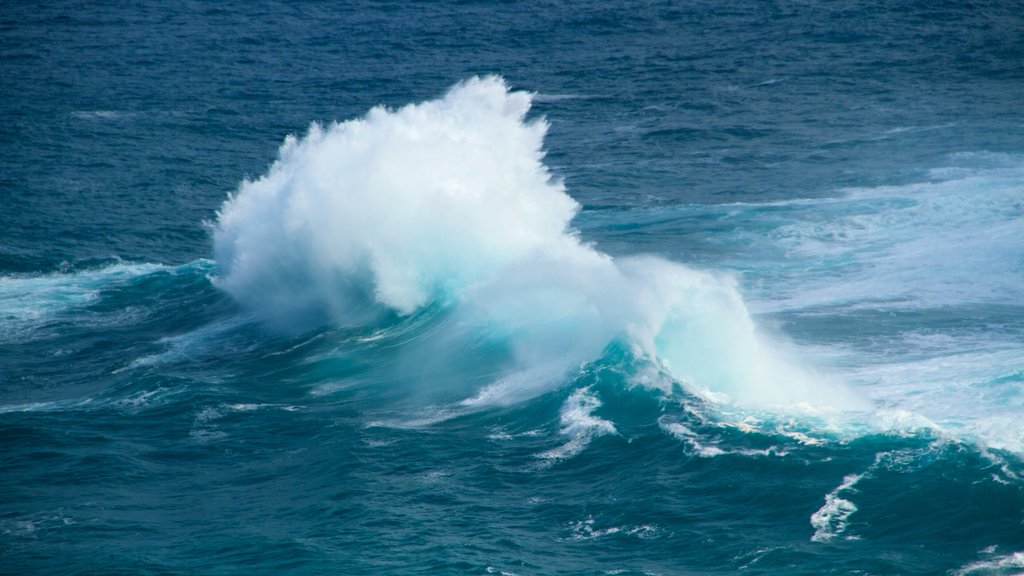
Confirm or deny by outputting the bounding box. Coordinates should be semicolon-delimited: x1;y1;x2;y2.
807;443;984;543
660;420;727;457
0;399;92;414
953;551;1024;576
0;511;76;539
119;313;255;371
532;93;591;103
0;385;192;416
108;386;188;414
364;405;468;429
763;157;1024;311
537;387;617;464
819;123;956;147
0;262;167;343
188;402;301;444
70;110;136;120
486;427;543;441
810;472;864;542
460;362;580;408
659;419;787;458
485;566;519;576
564;516;662;542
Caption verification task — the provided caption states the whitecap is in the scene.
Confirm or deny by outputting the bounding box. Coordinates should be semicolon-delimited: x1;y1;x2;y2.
953;551;1024;576
564;516;662;542
537;387;617;464
810;472;864;542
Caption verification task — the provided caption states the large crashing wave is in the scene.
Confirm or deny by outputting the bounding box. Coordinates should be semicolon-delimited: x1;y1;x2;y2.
213;76;865;410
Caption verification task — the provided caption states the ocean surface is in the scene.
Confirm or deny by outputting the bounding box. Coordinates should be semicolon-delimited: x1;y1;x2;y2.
3;2;1024;574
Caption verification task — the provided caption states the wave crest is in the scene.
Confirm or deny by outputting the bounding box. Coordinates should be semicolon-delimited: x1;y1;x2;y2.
214;76;577;326
212;76;865;411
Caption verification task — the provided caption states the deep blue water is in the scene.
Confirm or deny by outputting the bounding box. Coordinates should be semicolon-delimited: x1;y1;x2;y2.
3;2;1024;574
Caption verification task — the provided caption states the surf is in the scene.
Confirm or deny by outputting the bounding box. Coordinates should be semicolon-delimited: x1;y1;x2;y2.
211;76;865;413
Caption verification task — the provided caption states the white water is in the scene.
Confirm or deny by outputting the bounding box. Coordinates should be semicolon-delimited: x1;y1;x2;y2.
750;156;1024;454
757;153;1024;312
0;262;166;344
212;76;866;412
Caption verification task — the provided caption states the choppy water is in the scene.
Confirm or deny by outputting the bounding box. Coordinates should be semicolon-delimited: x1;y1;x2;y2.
3;2;1024;574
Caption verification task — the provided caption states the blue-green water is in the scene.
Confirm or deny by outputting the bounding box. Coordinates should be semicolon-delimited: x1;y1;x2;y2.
3;2;1024;574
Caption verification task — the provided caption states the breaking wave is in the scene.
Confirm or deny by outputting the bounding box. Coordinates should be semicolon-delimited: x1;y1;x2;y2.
212;76;865;411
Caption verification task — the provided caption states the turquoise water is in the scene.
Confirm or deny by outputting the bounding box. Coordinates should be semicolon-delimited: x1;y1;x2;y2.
3;2;1024;574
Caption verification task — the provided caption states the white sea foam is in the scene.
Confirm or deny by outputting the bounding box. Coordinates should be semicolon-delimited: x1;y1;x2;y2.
666;153;1024;453
848;347;1024;453
808;446;960;542
659;419;787;458
537;387;617;463
953;551;1024;576
532;93;590;102
121;313;254;371
109;386;188;413
212;76;868;413
659;421;726;457
70;110;135;120
0;399;93;414
760;155;1024;312
810;472;864;542
565;516;661;542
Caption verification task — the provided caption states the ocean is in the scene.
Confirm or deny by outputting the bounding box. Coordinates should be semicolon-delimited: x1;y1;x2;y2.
2;1;1023;574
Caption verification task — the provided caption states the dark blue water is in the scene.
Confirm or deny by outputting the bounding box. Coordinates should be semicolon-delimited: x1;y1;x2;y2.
3;2;1024;574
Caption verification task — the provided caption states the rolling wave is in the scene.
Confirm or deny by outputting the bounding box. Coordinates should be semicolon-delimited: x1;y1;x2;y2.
211;76;864;413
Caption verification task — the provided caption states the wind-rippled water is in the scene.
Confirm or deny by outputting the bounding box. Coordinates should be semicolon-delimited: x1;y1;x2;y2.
3;2;1024;574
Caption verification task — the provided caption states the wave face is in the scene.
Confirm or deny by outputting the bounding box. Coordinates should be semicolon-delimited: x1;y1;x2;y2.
5;2;1024;574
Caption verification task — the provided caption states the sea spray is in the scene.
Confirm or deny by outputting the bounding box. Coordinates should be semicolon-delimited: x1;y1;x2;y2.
213;76;866;411
213;76;578;327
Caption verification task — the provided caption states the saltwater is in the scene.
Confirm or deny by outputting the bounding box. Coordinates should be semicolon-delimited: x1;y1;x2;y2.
3;1;1024;574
